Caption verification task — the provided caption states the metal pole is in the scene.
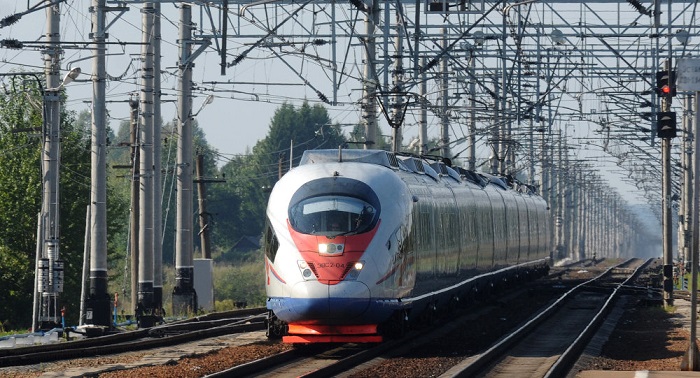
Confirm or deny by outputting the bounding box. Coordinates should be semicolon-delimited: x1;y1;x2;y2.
129;98;139;315
79;206;90;326
555;133;564;259
32;212;41;332
362;0;379;149
152;1;164;314
689;91;700;370
419;57;428;156
662;58;674;308
492;79;500;175
682;94;692;266
138;2;156;326
196;154;212;259
579;187;587;260
173;3;197;315
391;9;403;153
87;0;111;327
468;48;476;171
40;0;62;329
440;28;450;159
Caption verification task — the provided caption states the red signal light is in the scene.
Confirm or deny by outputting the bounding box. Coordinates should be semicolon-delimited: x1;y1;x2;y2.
656;70;676;97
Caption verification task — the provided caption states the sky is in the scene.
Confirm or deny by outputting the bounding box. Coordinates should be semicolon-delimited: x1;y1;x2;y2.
0;1;569;161
0;0;373;161
0;0;675;211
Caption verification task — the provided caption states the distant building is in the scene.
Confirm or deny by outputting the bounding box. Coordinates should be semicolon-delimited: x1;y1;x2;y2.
216;235;261;263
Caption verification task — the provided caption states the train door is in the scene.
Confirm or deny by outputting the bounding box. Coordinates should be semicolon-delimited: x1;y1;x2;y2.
475;188;495;271
411;178;436;281
512;194;525;265
486;188;507;268
428;183;459;276
457;185;478;274
501;192;518;265
521;196;534;263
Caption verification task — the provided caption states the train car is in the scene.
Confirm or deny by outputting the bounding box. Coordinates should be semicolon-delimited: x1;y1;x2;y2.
263;149;552;343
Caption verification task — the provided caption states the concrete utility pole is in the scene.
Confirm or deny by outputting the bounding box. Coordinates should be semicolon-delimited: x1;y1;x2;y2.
555;134;564;259
137;1;157;327
419;57;428;156
128;98;139;315
37;0;62;330
467;46;477;171
86;0;111;327
173;3;197;315
362;0;379;149
689;87;700;371
491;79;501;175
678;58;700;371
39;0;63;329
390;9;403;153
440;28;450;159
152;2;164;313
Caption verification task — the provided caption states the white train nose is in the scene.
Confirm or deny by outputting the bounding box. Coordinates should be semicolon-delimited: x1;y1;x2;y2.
283;281;371;321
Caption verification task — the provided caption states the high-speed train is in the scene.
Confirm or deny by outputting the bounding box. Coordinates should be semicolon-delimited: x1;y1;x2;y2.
264;149;552;343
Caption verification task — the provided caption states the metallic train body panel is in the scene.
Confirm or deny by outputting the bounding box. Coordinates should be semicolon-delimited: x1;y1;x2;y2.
264;149;552;332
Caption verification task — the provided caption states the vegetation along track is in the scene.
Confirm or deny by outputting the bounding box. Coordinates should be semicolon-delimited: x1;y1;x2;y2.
0;307;266;367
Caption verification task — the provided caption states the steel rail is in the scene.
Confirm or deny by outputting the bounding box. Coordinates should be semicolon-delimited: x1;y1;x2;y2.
439;258;647;377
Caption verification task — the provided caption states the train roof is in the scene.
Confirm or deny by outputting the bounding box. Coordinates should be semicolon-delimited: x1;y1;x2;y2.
300;149;400;168
298;149;540;196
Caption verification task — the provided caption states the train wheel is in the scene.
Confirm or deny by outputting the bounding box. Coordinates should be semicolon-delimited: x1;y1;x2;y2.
381;310;409;338
265;311;287;339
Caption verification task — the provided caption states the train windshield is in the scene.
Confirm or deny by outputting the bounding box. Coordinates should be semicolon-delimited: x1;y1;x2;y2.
289;195;379;236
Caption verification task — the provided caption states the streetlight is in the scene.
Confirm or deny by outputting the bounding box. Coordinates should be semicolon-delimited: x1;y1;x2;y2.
57;67;81;89
192;94;214;117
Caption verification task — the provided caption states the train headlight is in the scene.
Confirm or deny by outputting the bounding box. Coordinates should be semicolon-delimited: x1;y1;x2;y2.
318;243;344;255
345;260;365;280
297;260;315;281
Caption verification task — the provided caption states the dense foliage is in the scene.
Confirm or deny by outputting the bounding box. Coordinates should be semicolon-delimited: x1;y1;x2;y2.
0;93;349;327
0;77;92;329
209;101;347;253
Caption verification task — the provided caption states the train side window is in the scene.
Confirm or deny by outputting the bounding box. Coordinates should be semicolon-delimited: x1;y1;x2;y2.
263;221;279;262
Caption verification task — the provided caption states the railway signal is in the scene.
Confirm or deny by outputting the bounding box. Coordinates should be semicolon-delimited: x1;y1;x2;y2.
657;112;677;139
656;70;677;98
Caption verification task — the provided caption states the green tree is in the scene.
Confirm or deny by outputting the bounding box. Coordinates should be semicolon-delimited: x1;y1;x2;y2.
349;123;391;150
0;77;93;328
210;101;346;254
103;116;217;292
159;118;217;264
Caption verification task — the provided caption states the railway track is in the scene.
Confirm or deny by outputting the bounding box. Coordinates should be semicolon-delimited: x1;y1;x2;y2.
0;258;660;377
438;258;650;378
202;261;632;378
220;258;650;378
0;307;267;368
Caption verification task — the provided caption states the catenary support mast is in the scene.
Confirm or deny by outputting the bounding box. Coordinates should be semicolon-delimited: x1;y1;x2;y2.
173;3;197;315
86;0;111;327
